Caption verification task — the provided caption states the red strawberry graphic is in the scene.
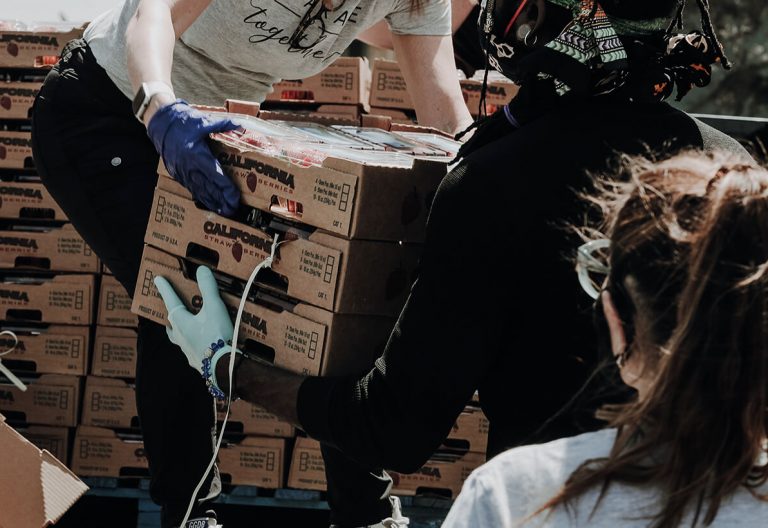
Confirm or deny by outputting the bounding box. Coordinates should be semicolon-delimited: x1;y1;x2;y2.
0;96;10;110
232;242;243;262
0;146;6;160
246;171;257;192
7;42;18;57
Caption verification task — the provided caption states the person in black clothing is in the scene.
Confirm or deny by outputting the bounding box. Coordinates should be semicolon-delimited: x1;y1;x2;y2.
154;0;753;525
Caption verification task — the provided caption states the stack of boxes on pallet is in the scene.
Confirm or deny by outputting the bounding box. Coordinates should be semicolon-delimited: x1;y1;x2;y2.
368;58;519;121
260;57;371;123
0;22;91;466
70;264;143;479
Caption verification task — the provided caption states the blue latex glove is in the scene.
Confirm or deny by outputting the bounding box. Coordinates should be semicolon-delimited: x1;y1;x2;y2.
147;100;241;216
153;266;234;373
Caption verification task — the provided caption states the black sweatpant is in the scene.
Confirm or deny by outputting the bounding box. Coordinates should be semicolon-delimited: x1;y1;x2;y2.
31;39;217;527
31;39;392;528
297;97;751;473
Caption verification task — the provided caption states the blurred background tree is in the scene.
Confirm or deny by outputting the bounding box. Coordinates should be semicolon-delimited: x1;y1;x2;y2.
675;1;768;117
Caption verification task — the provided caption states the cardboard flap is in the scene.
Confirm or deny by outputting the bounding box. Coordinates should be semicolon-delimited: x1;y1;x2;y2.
76;425;118;439
40;451;89;525
0;416;87;527
86;376;131;389
95;326;137;338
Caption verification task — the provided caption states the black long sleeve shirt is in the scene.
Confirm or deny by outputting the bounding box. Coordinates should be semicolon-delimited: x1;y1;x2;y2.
297;100;750;473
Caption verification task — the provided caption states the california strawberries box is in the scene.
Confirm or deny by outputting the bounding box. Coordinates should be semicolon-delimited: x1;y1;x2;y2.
132;246;394;376
0;324;89;376
204;122;448;242
0;81;41;120
0;180;67;221
147;181;421;315
0;273;94;325
0;223;99;273
0;21;84;68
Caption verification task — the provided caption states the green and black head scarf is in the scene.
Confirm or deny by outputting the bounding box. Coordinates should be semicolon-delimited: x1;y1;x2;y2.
456;0;730;153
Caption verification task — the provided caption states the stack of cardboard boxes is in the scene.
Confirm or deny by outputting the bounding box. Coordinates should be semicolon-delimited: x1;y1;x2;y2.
129;110;450;488
69;266;145;479
260;57;371;124
368;58;519;121
128;104;489;495
0;22;93;468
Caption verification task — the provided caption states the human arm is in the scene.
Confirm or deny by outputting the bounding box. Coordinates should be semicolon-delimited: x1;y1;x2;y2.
391;33;473;135
126;0;212;125
125;0;240;215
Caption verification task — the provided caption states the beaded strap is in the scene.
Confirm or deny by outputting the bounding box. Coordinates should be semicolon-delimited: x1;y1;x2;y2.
201;338;241;400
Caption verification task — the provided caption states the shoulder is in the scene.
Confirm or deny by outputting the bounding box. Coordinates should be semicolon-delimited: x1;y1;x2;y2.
475;428;617;485
464;429;617;507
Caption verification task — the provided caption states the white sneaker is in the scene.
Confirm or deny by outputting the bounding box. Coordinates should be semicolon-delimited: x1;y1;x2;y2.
180;510;221;528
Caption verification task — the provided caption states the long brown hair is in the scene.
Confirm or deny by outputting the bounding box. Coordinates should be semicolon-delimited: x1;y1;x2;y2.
540;152;768;527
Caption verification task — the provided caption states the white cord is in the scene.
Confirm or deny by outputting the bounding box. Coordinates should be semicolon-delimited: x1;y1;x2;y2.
0;330;26;392
179;236;284;527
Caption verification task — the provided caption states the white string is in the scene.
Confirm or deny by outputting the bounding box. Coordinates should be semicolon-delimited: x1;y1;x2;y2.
0;330;26;392
179;235;285;527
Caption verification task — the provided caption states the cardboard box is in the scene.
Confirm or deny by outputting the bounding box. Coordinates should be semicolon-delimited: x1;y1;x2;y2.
218;436;285;488
287;436;326;491
132;246;394;376
369;59;414;111
0;130;34;169
81;376;138;429
0;414;88;528
0;23;84;68
258;104;365;125
14;423;70;463
460;78;519;117
70;426;148;478
0;81;42;120
0;273;94;324
209;132;447;242
1;324;89;376
0;374;81;427
445;406;489;454
91;326;137;378
220;399;294;437
390;451;486;498
0;224;99;273
265;57;370;107
0;181;68;221
369;107;417;125
98;274;138;327
147;183;421;315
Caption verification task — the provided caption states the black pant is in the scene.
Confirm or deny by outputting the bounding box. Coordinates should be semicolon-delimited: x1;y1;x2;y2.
31;39;217;527
31;39;393;528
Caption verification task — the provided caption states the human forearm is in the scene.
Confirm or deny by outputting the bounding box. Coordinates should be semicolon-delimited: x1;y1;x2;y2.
216;353;304;427
392;34;473;135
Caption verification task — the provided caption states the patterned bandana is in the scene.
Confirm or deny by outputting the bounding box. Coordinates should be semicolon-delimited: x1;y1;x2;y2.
545;1;628;77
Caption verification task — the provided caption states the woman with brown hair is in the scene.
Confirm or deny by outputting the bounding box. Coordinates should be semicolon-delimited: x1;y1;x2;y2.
443;152;768;527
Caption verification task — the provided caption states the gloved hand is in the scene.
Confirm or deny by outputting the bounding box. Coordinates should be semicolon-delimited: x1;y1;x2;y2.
153;266;234;373
147;100;241;216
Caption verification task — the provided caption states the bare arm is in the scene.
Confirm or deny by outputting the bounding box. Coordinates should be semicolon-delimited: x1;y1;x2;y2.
217;355;304;427
392;34;473;135
125;0;212;124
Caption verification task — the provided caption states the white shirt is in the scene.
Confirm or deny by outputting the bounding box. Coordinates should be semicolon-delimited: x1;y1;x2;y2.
443;428;768;527
84;0;451;106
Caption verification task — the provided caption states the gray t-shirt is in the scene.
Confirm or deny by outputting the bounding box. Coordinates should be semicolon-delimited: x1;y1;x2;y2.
84;0;451;106
443;428;768;527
